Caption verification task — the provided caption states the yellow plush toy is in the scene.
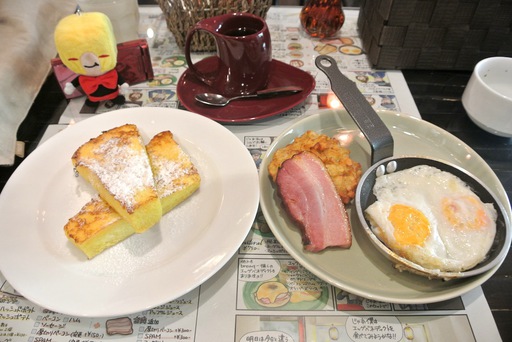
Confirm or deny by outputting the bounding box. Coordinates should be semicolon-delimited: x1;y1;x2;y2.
54;12;128;108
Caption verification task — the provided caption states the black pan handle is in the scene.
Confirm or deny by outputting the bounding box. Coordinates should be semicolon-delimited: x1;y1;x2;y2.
315;55;394;165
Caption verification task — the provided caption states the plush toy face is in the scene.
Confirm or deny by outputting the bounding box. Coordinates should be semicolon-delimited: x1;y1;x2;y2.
54;12;117;76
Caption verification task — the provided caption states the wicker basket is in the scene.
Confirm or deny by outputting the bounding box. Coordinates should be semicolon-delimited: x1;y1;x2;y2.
158;0;273;52
357;0;512;70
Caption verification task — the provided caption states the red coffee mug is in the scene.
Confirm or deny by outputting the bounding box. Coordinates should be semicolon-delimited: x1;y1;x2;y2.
185;12;272;96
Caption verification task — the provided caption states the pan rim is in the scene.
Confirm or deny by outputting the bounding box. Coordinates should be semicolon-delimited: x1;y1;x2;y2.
355;155;511;280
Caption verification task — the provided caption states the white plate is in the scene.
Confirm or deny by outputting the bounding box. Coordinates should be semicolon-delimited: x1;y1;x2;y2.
0;108;259;317
260;109;511;304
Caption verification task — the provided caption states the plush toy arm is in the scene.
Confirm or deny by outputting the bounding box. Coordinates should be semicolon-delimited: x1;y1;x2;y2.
119;82;129;95
64;82;76;95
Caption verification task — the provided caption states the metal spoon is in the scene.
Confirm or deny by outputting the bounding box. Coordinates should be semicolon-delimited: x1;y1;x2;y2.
195;86;303;107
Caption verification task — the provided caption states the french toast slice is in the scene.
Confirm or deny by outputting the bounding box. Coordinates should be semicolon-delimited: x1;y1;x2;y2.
72;124;162;233
146;131;201;213
65;129;200;259
64;197;133;259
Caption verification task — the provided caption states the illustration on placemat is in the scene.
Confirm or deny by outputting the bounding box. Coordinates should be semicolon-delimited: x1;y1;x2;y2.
241;259;330;311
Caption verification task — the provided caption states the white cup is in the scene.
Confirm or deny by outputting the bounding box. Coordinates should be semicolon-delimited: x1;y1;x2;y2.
76;0;140;43
462;57;512;137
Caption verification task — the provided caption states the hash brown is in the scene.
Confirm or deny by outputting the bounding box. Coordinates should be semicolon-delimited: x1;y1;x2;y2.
268;130;362;204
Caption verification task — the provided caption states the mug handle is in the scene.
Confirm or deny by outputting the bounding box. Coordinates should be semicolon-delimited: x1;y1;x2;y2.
185;27;217;87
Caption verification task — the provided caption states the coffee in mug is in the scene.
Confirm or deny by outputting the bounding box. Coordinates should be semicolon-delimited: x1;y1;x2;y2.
184;12;272;97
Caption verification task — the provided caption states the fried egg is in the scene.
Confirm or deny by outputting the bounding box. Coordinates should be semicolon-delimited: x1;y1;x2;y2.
365;165;497;272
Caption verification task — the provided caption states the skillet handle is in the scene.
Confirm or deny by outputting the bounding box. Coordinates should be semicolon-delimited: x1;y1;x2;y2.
315;55;394;165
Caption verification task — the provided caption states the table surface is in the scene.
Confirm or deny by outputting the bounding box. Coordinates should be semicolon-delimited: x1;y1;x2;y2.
1;5;511;341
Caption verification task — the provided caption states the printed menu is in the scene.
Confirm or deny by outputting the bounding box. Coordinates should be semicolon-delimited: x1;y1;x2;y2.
0;6;502;342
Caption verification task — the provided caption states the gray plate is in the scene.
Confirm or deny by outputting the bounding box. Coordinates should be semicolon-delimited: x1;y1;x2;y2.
259;109;512;304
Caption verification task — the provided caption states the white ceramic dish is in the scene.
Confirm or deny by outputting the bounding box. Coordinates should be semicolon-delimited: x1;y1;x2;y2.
0;108;259;317
462;56;512;137
259;109;511;304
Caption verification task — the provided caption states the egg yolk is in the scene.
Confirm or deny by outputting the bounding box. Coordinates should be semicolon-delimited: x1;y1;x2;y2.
388;204;430;246
442;196;489;230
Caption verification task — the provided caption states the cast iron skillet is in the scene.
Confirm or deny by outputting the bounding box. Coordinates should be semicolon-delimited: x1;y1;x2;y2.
315;55;511;280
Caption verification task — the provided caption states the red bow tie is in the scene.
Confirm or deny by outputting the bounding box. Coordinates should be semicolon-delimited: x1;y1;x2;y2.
79;69;118;94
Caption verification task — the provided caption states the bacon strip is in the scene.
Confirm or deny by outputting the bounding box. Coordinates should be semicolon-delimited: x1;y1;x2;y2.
276;152;352;252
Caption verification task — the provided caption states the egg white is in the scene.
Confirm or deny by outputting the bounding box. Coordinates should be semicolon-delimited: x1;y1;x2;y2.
365;165;497;272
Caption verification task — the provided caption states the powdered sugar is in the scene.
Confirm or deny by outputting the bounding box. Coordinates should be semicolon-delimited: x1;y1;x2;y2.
79;136;155;212
152;149;194;197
